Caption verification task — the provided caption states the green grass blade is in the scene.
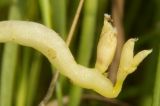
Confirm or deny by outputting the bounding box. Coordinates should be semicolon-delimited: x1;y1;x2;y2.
151;0;160;104
39;0;52;27
27;52;42;106
0;44;19;106
152;47;160;106
0;1;21;106
56;82;63;106
16;48;32;106
52;0;67;38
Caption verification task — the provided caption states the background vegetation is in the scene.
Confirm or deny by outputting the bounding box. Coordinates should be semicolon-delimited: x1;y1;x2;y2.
0;0;160;106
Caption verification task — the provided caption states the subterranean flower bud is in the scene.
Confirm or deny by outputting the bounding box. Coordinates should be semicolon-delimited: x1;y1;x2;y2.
95;14;117;73
117;38;152;80
113;39;152;95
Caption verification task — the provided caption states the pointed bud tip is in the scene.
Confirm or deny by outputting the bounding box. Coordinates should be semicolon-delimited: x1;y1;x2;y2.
129;38;138;42
104;13;113;25
103;13;117;34
104;14;111;20
145;49;153;55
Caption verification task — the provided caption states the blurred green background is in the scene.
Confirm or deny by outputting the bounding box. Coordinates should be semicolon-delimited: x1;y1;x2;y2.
0;0;160;106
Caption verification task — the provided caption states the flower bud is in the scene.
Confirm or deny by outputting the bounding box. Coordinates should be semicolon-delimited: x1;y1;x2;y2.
95;14;117;73
117;38;152;80
119;38;137;71
129;49;152;73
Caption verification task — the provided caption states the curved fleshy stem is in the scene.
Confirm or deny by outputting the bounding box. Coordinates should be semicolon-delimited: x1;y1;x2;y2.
0;18;151;98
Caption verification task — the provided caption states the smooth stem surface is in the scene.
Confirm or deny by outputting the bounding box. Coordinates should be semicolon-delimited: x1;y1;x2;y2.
0;20;152;102
51;0;84;105
69;0;98;106
51;0;67;105
38;0;55;105
51;1;67;103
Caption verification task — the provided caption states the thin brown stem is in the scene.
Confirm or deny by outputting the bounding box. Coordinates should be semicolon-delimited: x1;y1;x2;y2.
109;0;125;83
39;72;59;106
39;0;84;105
66;0;84;45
